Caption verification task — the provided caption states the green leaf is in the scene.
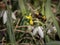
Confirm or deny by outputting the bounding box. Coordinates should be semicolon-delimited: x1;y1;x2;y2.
3;0;16;45
18;0;27;16
45;35;50;43
45;0;60;38
46;41;60;45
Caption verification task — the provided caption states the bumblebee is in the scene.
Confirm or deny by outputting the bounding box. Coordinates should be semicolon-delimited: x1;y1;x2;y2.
33;12;46;22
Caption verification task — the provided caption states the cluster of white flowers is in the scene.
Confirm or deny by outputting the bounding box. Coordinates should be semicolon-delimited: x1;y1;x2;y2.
28;25;57;39
28;26;44;38
2;11;16;24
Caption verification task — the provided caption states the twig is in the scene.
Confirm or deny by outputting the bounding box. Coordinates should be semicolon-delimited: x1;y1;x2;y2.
19;43;33;45
56;17;60;22
14;19;20;30
0;28;6;32
2;37;5;45
16;37;33;43
26;3;40;14
16;26;28;28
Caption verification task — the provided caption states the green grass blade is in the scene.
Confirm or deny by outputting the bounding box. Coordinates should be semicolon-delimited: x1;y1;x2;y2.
46;41;60;45
45;0;60;39
18;0;27;16
3;0;16;45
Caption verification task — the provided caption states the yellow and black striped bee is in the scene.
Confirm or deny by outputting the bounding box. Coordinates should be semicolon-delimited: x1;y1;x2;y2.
33;12;46;22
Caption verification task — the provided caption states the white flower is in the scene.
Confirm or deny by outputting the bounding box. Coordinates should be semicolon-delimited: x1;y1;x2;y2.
32;27;38;35
12;13;16;20
47;29;51;34
3;11;16;24
53;26;57;31
47;26;57;34
32;26;44;38
53;26;57;33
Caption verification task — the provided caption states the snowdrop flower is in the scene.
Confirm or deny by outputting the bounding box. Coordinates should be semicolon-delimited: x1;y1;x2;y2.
53;26;57;33
3;11;16;24
38;27;44;38
32;26;44;38
12;13;16;20
32;27;38;35
47;26;57;34
53;26;57;31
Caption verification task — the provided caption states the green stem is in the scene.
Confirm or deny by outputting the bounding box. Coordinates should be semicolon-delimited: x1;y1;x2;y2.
41;0;45;15
3;0;16;45
18;0;27;16
45;0;60;39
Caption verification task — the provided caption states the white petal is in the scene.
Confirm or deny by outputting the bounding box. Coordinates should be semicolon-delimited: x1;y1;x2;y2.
38;26;44;38
12;13;16;20
3;11;7;24
47;29;51;34
53;26;57;31
32;27;38;36
40;26;44;30
53;26;57;33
